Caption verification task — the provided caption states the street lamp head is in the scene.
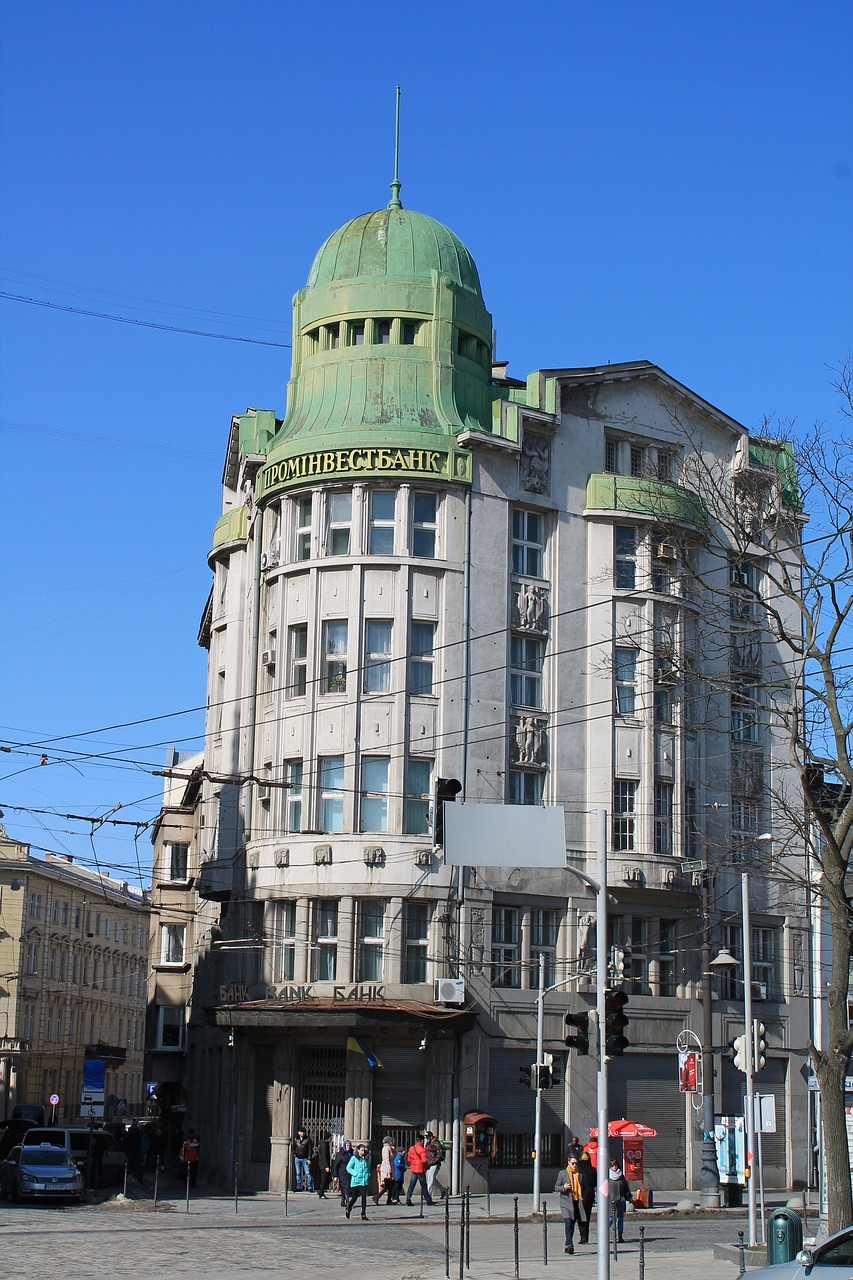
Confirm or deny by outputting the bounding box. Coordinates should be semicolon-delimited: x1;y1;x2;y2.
710;948;739;969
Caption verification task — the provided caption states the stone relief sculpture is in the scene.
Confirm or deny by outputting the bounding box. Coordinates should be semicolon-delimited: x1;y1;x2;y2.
513;581;549;634
520;432;550;493
511;716;547;767
578;913;596;971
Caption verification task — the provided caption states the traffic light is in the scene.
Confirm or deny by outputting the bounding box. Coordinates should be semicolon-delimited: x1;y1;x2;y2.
519;1063;537;1089
604;989;630;1057
538;1053;554;1089
434;777;462;847
565;1011;590;1055
732;1033;750;1072
753;1021;767;1072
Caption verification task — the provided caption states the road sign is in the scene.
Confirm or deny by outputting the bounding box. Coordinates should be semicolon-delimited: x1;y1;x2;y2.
49;1093;59;1106
116;1098;127;1113
744;1093;777;1133
83;1103;105;1118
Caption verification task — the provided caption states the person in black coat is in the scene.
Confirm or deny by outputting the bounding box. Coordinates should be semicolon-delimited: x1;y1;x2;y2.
331;1139;353;1206
577;1152;596;1243
316;1133;332;1199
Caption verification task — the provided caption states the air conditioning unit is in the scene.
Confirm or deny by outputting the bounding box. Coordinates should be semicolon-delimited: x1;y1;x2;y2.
261;649;276;668
752;981;768;1001
656;543;677;562
434;978;466;1005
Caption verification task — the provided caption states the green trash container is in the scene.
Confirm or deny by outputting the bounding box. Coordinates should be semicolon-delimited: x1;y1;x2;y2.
766;1208;804;1265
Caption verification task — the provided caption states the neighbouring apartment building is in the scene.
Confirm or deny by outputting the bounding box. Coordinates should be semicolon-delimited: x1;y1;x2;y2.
146;180;810;1192
0;827;149;1122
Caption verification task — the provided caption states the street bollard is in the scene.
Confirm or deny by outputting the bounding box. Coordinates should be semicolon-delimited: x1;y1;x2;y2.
153;1160;160;1209
284;1168;289;1218
513;1196;520;1280
612;1209;618;1261
458;1196;465;1280
420;1182;425;1218
234;1159;238;1214
444;1188;450;1279
638;1224;645;1280
736;1230;746;1278
542;1199;548;1266
185;1158;191;1213
465;1187;470;1271
123;1161;128;1198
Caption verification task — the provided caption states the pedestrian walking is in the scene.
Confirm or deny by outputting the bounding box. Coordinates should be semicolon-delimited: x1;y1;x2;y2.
332;1139;354;1206
555;1155;587;1253
344;1143;371;1220
577;1152;596;1243
392;1146;406;1204
376;1135;397;1204
424;1131;447;1200
405;1134;434;1206
316;1132;332;1199
608;1158;631;1242
292;1127;314;1192
180;1129;201;1188
124;1120;144;1185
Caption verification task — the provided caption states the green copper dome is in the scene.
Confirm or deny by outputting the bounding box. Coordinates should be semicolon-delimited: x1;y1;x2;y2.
307;209;485;301
256;203;496;504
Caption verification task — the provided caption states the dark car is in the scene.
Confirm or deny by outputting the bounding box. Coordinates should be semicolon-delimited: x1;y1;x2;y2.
0;1143;84;1203
746;1224;853;1277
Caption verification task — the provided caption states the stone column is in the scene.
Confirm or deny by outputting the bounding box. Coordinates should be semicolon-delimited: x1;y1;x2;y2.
269;1039;296;1191
294;897;310;983
344;1047;373;1145
388;896;404;985
338;895;354;984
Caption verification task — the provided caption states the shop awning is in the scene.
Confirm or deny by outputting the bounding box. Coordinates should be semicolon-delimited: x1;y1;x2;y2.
208;997;475;1033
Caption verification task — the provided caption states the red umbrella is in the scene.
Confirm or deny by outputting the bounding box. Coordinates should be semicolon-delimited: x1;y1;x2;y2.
589;1119;658;1138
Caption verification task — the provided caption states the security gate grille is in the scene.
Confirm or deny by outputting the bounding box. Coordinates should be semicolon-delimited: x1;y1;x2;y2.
299;1046;346;1143
608;1055;685;1170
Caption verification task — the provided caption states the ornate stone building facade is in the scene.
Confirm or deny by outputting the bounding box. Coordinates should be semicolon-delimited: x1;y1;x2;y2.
147;186;810;1193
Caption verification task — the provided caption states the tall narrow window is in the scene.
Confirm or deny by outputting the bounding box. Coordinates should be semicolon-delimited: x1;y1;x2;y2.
356;899;386;981
348;320;365;346
295;496;312;561
613;780;637;851
313;900;338;981
614;526;637;589
508;770;543;805
654;781;673;855
530;908;558;987
412;492;437;557
166;843;189;882
364;621;393;694
512;509;544;577
732;679;759;741
630;445;645;477
614;647;637;716
510;635;544;708
491;907;521;988
288;624;308;697
368;490;396;554
284;760;303;833
730;559;759;622
319;756;345;833
360;757;390;833
327;492;351;555
409;622;435;695
657;451;673;482
375;318;392;344
160;924;186;966
659;920;677;996
404;902;431;984
404;758;432;834
322;621;348;693
604;438;618;474
271;901;296;982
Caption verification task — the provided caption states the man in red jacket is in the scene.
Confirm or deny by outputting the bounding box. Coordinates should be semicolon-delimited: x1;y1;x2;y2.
405;1134;434;1206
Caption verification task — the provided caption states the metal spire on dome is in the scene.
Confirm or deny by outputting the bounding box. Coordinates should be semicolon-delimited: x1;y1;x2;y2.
388;84;403;210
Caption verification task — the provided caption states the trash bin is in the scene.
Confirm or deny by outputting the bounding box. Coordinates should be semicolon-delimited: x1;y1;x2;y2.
766;1208;804;1265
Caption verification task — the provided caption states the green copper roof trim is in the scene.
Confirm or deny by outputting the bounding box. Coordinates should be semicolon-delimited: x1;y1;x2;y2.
747;438;800;509
585;474;706;525
210;506;248;554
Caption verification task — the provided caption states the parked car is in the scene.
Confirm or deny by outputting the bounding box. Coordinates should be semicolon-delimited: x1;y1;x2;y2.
0;1143;85;1202
0;1119;37;1161
746;1224;853;1277
9;1104;46;1126
21;1128;126;1187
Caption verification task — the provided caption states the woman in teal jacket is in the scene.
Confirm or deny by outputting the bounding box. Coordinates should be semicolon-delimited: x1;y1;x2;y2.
345;1144;371;1220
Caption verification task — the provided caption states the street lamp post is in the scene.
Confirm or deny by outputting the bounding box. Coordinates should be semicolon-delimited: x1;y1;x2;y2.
742;869;758;1247
700;872;721;1208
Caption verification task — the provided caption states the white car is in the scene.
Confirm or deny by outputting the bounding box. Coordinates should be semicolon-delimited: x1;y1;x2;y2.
747;1225;853;1277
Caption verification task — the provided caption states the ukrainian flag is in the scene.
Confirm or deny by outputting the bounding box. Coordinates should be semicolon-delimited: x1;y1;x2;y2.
346;1035;383;1069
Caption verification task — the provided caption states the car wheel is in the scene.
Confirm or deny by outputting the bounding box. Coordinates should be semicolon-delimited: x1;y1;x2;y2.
10;1180;20;1203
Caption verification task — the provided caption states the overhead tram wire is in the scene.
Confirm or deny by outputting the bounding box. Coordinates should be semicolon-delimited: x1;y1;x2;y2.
0;291;292;348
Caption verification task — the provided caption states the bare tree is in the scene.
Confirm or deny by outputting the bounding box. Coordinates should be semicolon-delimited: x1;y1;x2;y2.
652;358;853;1232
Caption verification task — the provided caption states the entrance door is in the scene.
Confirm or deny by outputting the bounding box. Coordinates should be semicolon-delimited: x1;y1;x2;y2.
299;1046;346;1143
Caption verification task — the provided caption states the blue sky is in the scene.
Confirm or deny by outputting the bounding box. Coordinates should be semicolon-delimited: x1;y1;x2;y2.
1;1;851;886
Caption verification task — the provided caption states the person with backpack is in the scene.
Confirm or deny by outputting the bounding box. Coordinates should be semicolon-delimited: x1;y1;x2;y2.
392;1145;406;1204
424;1131;446;1201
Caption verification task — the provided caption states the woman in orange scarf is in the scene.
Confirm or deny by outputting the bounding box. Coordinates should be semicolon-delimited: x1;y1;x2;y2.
555;1155;587;1253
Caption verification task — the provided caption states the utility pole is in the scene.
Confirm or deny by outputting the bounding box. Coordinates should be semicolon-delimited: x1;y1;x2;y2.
595;808;610;1280
532;952;545;1210
700;872;721;1206
742;871;758;1247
